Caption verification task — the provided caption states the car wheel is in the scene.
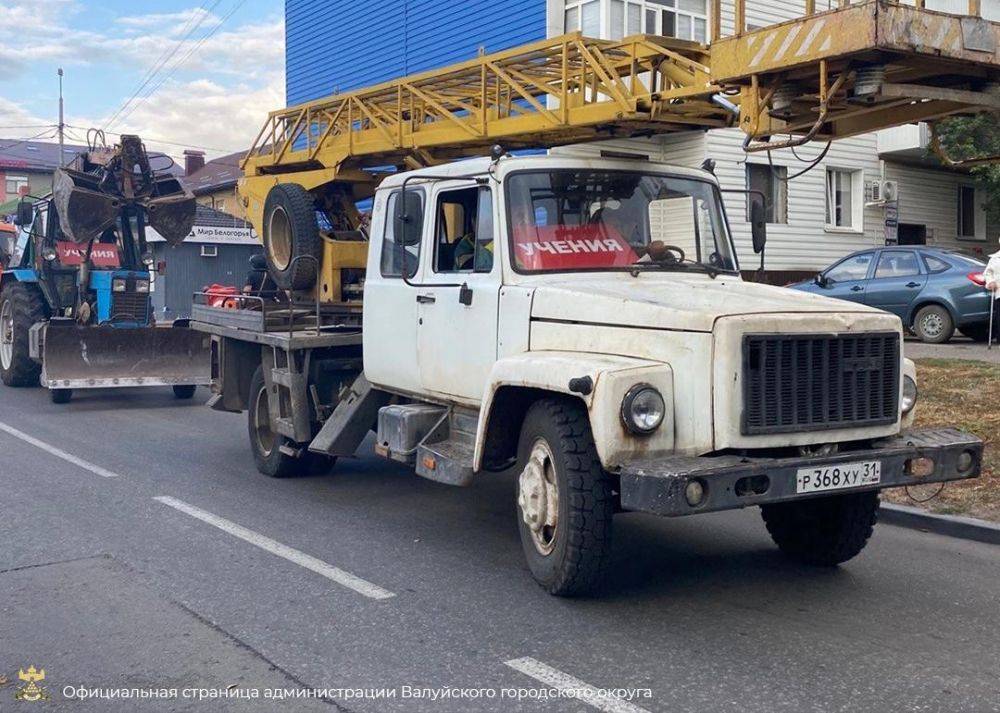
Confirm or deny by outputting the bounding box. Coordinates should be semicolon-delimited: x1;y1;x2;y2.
913;305;954;344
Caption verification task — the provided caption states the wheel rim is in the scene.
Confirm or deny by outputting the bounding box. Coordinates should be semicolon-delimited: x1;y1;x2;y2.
267;206;293;271
0;299;13;371
252;385;276;457
921;312;944;338
518;438;560;556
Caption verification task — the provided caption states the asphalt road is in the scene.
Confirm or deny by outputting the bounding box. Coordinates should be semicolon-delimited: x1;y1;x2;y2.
1;385;999;712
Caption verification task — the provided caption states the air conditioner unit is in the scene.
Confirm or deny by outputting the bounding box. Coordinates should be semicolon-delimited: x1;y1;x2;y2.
865;179;899;205
880;180;899;203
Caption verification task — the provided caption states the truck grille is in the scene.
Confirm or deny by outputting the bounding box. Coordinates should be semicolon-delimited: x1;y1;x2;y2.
742;332;900;435
111;290;150;323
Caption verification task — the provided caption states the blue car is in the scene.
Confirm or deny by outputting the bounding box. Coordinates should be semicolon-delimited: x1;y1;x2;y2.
790;247;992;343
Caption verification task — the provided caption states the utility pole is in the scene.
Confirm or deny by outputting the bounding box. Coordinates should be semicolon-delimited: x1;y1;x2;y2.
57;68;65;167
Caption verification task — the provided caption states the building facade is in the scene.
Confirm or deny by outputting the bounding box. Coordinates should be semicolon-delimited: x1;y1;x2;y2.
147;204;260;320
0;140;86;215
285;0;999;280
182;149;248;219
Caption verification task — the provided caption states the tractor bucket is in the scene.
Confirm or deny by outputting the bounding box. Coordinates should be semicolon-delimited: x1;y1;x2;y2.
145;181;197;246
51;168;120;245
40;324;211;390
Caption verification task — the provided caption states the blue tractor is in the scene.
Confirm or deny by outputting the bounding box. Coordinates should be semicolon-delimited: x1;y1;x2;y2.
0;134;210;403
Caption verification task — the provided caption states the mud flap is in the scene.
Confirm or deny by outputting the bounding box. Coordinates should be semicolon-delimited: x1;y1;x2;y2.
40;324;211;390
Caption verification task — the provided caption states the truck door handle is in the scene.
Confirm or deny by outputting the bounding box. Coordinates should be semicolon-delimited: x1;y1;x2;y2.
416;294;436;304
906;281;920;288
851;285;863;292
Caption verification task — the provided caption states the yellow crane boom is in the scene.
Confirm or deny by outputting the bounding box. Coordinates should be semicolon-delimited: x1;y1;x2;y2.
237;0;998;299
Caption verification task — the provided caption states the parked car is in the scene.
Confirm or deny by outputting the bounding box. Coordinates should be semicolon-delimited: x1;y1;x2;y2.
789;247;992;343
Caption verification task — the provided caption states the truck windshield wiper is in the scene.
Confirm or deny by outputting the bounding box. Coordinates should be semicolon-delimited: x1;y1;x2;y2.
628;261;720;279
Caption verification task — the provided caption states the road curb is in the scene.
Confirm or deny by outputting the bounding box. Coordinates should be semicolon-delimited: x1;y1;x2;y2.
880;503;1000;546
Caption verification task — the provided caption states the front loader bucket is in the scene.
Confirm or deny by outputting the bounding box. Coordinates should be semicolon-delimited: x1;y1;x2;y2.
41;324;211;390
145;183;197;246
52;168;120;245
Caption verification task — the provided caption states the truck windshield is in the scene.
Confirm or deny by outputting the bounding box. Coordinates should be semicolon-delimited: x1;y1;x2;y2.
506;170;737;275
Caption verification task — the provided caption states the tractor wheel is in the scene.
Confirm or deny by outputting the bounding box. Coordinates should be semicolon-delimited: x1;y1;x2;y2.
0;281;47;387
262;184;321;291
173;385;197;399
50;388;72;404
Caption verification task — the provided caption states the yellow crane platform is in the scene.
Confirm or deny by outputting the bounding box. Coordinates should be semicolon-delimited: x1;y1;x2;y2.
238;0;998;258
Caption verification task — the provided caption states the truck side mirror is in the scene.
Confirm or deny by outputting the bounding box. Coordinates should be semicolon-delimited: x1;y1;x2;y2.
394;191;423;247
14;201;33;227
749;195;767;254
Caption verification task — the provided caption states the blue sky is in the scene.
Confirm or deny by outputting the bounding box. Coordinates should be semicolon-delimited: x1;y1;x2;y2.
0;0;285;160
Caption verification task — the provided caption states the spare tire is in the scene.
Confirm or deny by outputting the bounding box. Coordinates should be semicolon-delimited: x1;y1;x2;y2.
263;183;321;290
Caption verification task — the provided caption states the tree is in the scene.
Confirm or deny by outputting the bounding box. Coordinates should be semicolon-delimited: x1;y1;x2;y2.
934;114;1000;226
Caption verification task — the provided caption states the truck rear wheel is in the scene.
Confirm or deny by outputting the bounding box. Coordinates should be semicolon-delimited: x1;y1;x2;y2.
262;184;321;291
0;281;47;387
515;398;613;597
761;490;879;566
247;366;333;477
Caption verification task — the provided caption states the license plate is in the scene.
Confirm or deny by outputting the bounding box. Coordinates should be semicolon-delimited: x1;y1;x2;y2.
795;460;881;494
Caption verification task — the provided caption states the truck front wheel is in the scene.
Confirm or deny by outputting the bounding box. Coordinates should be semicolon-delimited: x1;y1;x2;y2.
515;398;613;597
247;366;333;478
761;490;879;566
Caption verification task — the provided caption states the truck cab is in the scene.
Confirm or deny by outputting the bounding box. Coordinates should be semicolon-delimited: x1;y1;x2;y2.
195;154;982;596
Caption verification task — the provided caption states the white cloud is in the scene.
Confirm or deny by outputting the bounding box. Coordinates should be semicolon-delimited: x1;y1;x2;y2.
0;2;285;160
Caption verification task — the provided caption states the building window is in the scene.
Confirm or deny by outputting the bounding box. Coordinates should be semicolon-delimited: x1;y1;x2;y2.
746;164;788;224
567;0;708;42
826;168;862;231
200;245;218;257
958;185;976;238
5;175;28;197
565;0;600;34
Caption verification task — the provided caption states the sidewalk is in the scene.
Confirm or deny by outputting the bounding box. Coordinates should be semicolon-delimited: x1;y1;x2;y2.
904;336;1000;364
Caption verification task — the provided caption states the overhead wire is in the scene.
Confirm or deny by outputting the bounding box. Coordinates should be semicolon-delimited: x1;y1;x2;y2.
108;0;250;132
101;0;224;131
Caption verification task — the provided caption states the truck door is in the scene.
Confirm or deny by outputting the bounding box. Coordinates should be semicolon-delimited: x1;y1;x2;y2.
864;249;927;320
362;188;425;395
416;183;500;402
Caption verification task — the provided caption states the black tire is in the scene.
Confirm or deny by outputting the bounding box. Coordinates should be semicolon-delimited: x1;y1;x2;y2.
515;397;614;597
262;184;321;291
0;281;47;387
912;304;954;344
761;490;879;566
246;366;331;478
50;388;72;404
173;384;197;399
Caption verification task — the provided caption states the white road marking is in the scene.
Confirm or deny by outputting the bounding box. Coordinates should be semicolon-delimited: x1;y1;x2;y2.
0;420;120;478
504;657;652;713
153;496;395;600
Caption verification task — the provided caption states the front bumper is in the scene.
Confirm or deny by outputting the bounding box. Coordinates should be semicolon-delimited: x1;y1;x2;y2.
619;428;982;517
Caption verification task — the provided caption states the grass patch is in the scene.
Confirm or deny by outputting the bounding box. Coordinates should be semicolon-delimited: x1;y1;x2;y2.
882;358;1000;522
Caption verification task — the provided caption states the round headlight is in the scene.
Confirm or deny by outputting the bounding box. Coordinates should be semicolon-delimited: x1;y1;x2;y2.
41;246;57;262
902;375;917;415
621;384;665;435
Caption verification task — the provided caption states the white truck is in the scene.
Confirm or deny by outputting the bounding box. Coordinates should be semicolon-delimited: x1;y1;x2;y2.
192;153;982;596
